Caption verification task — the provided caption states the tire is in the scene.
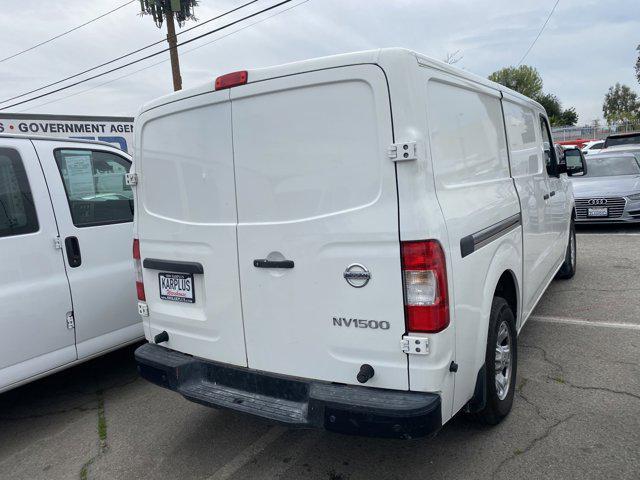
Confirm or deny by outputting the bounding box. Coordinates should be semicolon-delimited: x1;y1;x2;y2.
556;218;576;279
476;296;517;425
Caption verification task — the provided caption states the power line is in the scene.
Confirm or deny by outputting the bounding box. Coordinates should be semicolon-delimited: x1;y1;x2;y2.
0;0;294;111
0;0;260;106
0;0;136;64
516;0;560;66
19;0;312;112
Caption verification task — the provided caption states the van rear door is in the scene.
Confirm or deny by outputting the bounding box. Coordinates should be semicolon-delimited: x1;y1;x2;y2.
230;65;408;389
137;91;247;367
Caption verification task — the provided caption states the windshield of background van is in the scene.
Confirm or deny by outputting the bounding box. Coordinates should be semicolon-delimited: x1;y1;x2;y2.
584;156;640;177
605;134;640;148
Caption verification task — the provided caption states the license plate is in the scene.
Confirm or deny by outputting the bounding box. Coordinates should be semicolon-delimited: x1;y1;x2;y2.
159;272;195;303
587;207;608;217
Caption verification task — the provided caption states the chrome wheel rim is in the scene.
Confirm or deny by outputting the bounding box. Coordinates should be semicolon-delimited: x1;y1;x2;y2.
495;320;512;401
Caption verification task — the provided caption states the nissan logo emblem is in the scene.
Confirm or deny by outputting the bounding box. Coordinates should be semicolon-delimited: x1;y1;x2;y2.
588;198;607;206
343;264;371;288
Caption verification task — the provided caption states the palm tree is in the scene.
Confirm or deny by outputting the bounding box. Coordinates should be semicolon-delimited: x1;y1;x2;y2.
140;0;198;91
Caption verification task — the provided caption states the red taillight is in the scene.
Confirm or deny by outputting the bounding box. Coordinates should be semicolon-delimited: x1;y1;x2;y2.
401;240;449;333
215;70;248;90
133;238;141;260
133;238;145;301
136;281;146;302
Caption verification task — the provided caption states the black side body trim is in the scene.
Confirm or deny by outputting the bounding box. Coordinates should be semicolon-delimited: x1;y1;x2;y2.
135;343;442;439
460;213;522;258
143;258;204;274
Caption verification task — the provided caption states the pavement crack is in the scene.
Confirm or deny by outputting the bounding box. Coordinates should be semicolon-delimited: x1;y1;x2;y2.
492;414;575;477
522;344;640;401
552;287;640;293
0;402;99;421
549;377;640;402
79;389;109;480
516;384;551;422
612;359;639;368
0;378;137;423
520;343;564;374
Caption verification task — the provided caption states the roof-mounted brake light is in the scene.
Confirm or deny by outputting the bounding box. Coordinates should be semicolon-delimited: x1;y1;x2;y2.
215;70;248;90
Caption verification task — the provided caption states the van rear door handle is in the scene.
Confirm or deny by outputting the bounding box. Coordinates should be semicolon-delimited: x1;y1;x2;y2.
543;193;550;200
549;190;556;197
253;259;294;269
64;236;82;268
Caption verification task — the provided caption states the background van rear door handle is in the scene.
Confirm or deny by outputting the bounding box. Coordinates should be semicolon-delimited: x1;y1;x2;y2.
65;236;82;268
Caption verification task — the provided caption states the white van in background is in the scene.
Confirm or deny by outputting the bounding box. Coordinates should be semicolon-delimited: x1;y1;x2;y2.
0;113;135;153
0;134;142;393
133;48;577;438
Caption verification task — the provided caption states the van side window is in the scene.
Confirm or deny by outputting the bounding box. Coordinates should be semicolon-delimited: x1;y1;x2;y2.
427;81;509;184
539;116;558;176
0;148;39;238
503;101;541;177
53;149;133;227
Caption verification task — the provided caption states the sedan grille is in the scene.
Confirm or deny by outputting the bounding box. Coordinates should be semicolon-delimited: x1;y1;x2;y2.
575;197;626;219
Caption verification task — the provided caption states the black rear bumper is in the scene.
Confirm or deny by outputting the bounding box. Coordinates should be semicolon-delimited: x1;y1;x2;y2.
135;343;441;439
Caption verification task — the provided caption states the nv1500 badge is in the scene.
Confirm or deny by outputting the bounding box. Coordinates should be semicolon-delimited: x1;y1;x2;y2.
332;317;390;330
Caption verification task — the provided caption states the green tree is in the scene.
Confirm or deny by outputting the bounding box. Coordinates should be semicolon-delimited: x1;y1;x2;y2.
602;83;640;124
139;0;198;91
560;107;578;126
488;65;543;99
488;65;578;126
533;93;578;126
536;93;562;124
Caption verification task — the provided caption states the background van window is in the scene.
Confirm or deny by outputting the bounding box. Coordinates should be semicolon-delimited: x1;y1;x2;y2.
0;148;39;238
54;149;133;228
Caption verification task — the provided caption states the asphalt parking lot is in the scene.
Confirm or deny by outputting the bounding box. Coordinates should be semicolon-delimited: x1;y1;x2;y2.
1;226;639;480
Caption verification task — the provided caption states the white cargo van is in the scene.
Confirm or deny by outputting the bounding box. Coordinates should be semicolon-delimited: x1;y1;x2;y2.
0;134;142;393
133;49;578;438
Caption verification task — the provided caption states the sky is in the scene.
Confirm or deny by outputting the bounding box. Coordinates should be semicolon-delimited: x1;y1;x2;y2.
0;0;638;124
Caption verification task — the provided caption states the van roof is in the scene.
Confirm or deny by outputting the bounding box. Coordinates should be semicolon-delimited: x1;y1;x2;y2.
140;48;545;114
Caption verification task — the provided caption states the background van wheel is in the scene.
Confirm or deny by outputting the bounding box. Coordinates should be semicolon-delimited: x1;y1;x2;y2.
556;219;576;279
476;296;517;425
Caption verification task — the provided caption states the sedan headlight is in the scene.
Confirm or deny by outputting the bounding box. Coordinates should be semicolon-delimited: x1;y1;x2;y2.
627;193;640;201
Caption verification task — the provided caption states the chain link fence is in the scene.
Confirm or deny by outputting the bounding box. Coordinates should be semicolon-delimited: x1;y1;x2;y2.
552;121;640;142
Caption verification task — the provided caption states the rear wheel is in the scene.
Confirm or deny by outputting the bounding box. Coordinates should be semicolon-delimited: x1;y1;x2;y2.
556;218;576;279
476;296;517;425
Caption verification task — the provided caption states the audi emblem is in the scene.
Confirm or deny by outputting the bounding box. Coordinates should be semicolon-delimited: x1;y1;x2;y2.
588;198;607;206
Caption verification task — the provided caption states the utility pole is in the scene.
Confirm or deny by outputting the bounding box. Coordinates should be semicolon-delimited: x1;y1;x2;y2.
165;9;182;91
139;0;197;92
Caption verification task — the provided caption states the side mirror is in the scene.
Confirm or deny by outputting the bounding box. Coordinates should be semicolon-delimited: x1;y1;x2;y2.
557;162;568;175
564;148;586;176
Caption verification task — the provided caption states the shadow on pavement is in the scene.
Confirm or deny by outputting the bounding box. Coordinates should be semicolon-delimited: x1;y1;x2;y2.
576;222;640;234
